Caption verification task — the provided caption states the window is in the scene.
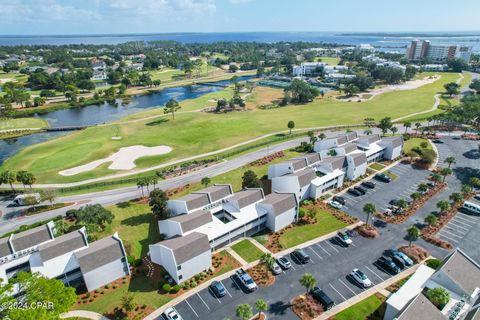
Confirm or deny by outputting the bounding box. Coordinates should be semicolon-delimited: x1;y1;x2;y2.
177;265;182;271
178;275;183;280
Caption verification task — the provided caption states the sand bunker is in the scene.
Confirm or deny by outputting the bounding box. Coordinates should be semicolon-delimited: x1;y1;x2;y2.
59;145;172;176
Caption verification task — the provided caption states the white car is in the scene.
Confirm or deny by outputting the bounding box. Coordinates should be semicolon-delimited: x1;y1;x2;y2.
164;307;183;320
270;262;282;275
328;200;343;209
350;269;372;288
276;256;291;269
337;231;353;246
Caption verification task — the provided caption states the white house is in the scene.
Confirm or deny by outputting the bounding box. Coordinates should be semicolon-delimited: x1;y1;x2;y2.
0;223;129;293
292;62;327;77
384;249;480;320
91;70;108;81
151;186;298;283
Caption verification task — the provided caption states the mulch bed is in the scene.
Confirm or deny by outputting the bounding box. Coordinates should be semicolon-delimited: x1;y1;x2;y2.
356;224;379;239
292;294;324;320
247;264;276;287
377;183;446;224
249;151;285;166
461;134;480;140
399;245;429;263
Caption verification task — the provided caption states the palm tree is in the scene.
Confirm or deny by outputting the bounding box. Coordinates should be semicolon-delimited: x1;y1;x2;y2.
440;167;453;183
318;133;326;140
236;304;253;320
431;173;442;185
403;121;411;134
201;177;211;187
363;203;376;225
260;253;275;277
0;170;17;192
449;192;463;203
255;299;268;318
396;199;408;210
390;126;398;136
137;179;146;197
445;156;456;168
415;122;422;135
436;200;451;213
363;129;373;136
407;226;420;247
410;192;421;202
418;183;428;193
425;214;437;226
299;273;317;294
461;184;473;197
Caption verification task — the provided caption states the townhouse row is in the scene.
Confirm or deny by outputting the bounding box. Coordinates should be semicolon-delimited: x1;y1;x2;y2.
0;222;129;295
149;131;404;284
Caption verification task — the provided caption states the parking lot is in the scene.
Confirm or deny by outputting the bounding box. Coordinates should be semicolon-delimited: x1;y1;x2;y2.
340;162;431;220
166;228;413;320
438;209;480;245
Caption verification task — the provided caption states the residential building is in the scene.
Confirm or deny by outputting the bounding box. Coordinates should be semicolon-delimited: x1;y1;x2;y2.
91;70;108;81
384;249;480;320
150;185;298;283
356;43;376;52
0;222;129;294
293;62;327;76
406;40;473;63
423;64;449;72
91;58;106;70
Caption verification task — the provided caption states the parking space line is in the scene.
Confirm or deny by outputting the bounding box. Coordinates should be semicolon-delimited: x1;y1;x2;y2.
326;240;340;253
440;229;464;238
439;233;459;243
290;264;296;271
338;279;357;296
450;218;474;227
455;215;479;223
365;266;385;281
447;223;470;231
329;283;347;301
316;243;332;256
375;264;391;275
444;226;468;235
332;237;347;250
308;246;323;260
185;299;199;318
197;293;210;310
231;276;242;289
219;280;232;298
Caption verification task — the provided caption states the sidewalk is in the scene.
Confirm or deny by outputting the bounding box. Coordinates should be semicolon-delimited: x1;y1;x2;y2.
61;310;110;320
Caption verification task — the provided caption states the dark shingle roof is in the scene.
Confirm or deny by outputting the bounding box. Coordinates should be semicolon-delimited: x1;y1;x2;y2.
291;158;308;171
336;135;348;145
321;156;347;170
437;249;480;296
159;232;210;265
291;168;317;186
382;135;403;148
364;134;381;144
0;237;12;258
168;210;213;233
350;153;367;166
179;193;210;211
38;230;87;262
303;153;321;165
343;143;357;154
10;224;53;252
75;236;125;274
232;189;264;208
396;294;443;320
346;131;358;141
261;193;297;216
194;185;232;202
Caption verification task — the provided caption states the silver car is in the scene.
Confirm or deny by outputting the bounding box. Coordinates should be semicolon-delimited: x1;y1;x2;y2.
276;256;291;269
270;262;282;275
350;269;372;288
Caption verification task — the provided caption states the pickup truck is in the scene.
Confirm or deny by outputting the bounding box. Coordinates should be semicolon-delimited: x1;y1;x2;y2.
235;268;258;292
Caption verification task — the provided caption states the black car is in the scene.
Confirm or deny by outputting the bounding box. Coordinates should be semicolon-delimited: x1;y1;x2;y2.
432;139;444;144
311;287;334;310
348;188;362;196
354;186;367;195
389;199;399;206
209;280;226;297
375;173;392;183
291;249;310;264
391;256;405;270
377;256;401;274
362;181;376;189
333;196;346;205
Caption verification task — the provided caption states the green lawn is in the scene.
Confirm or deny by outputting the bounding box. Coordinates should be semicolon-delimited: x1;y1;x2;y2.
0;117;49;130
368;163;386;171
404;137;433;155
231;239;264;263
334;294;385;320
78;275;172;315
97;201;161;259
384;170;399;181
278;209;347;249
316;56;341;65
1;72;460;183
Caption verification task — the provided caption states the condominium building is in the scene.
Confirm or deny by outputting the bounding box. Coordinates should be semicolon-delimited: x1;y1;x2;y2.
384;249;480;320
0;222;130;294
406;40;472;63
150;185;298;284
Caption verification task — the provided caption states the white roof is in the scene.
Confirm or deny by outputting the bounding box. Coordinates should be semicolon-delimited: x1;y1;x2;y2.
363;143;385;157
386;265;435;311
311;169;344;187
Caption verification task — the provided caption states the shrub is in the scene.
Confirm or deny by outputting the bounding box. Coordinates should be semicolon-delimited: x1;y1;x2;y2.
182;283;190;290
162;283;171;292
172;285;181;293
194;274;201;281
127;256;135;265
427;287;450;309
85;292;90;298
190;280;197;288
426;258;441;270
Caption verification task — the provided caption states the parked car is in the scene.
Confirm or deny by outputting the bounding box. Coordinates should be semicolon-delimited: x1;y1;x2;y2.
311;287;335;310
390;251;414;267
375;173;392;183
377;256;401;274
328;200;343;209
333;196;346;205
362;181;376;189
209;281;226;297
432;139;444;144
350;269;372;288
391;255;406;270
270;262;282;275
427;182;435;189
236;268;258;291
276;257;291;270
164;307;183;320
474;194;480;201
337;231;353;246
291;249;310;264
348;188;362;196
354;186;367;195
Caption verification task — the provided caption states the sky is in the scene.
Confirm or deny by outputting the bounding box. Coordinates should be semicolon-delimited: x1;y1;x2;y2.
1;0;480;35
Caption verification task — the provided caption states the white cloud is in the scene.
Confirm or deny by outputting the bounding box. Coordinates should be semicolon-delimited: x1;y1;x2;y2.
105;0;216;19
228;0;254;4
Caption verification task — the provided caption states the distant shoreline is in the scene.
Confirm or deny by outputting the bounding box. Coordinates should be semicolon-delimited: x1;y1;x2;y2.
340;32;480;38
